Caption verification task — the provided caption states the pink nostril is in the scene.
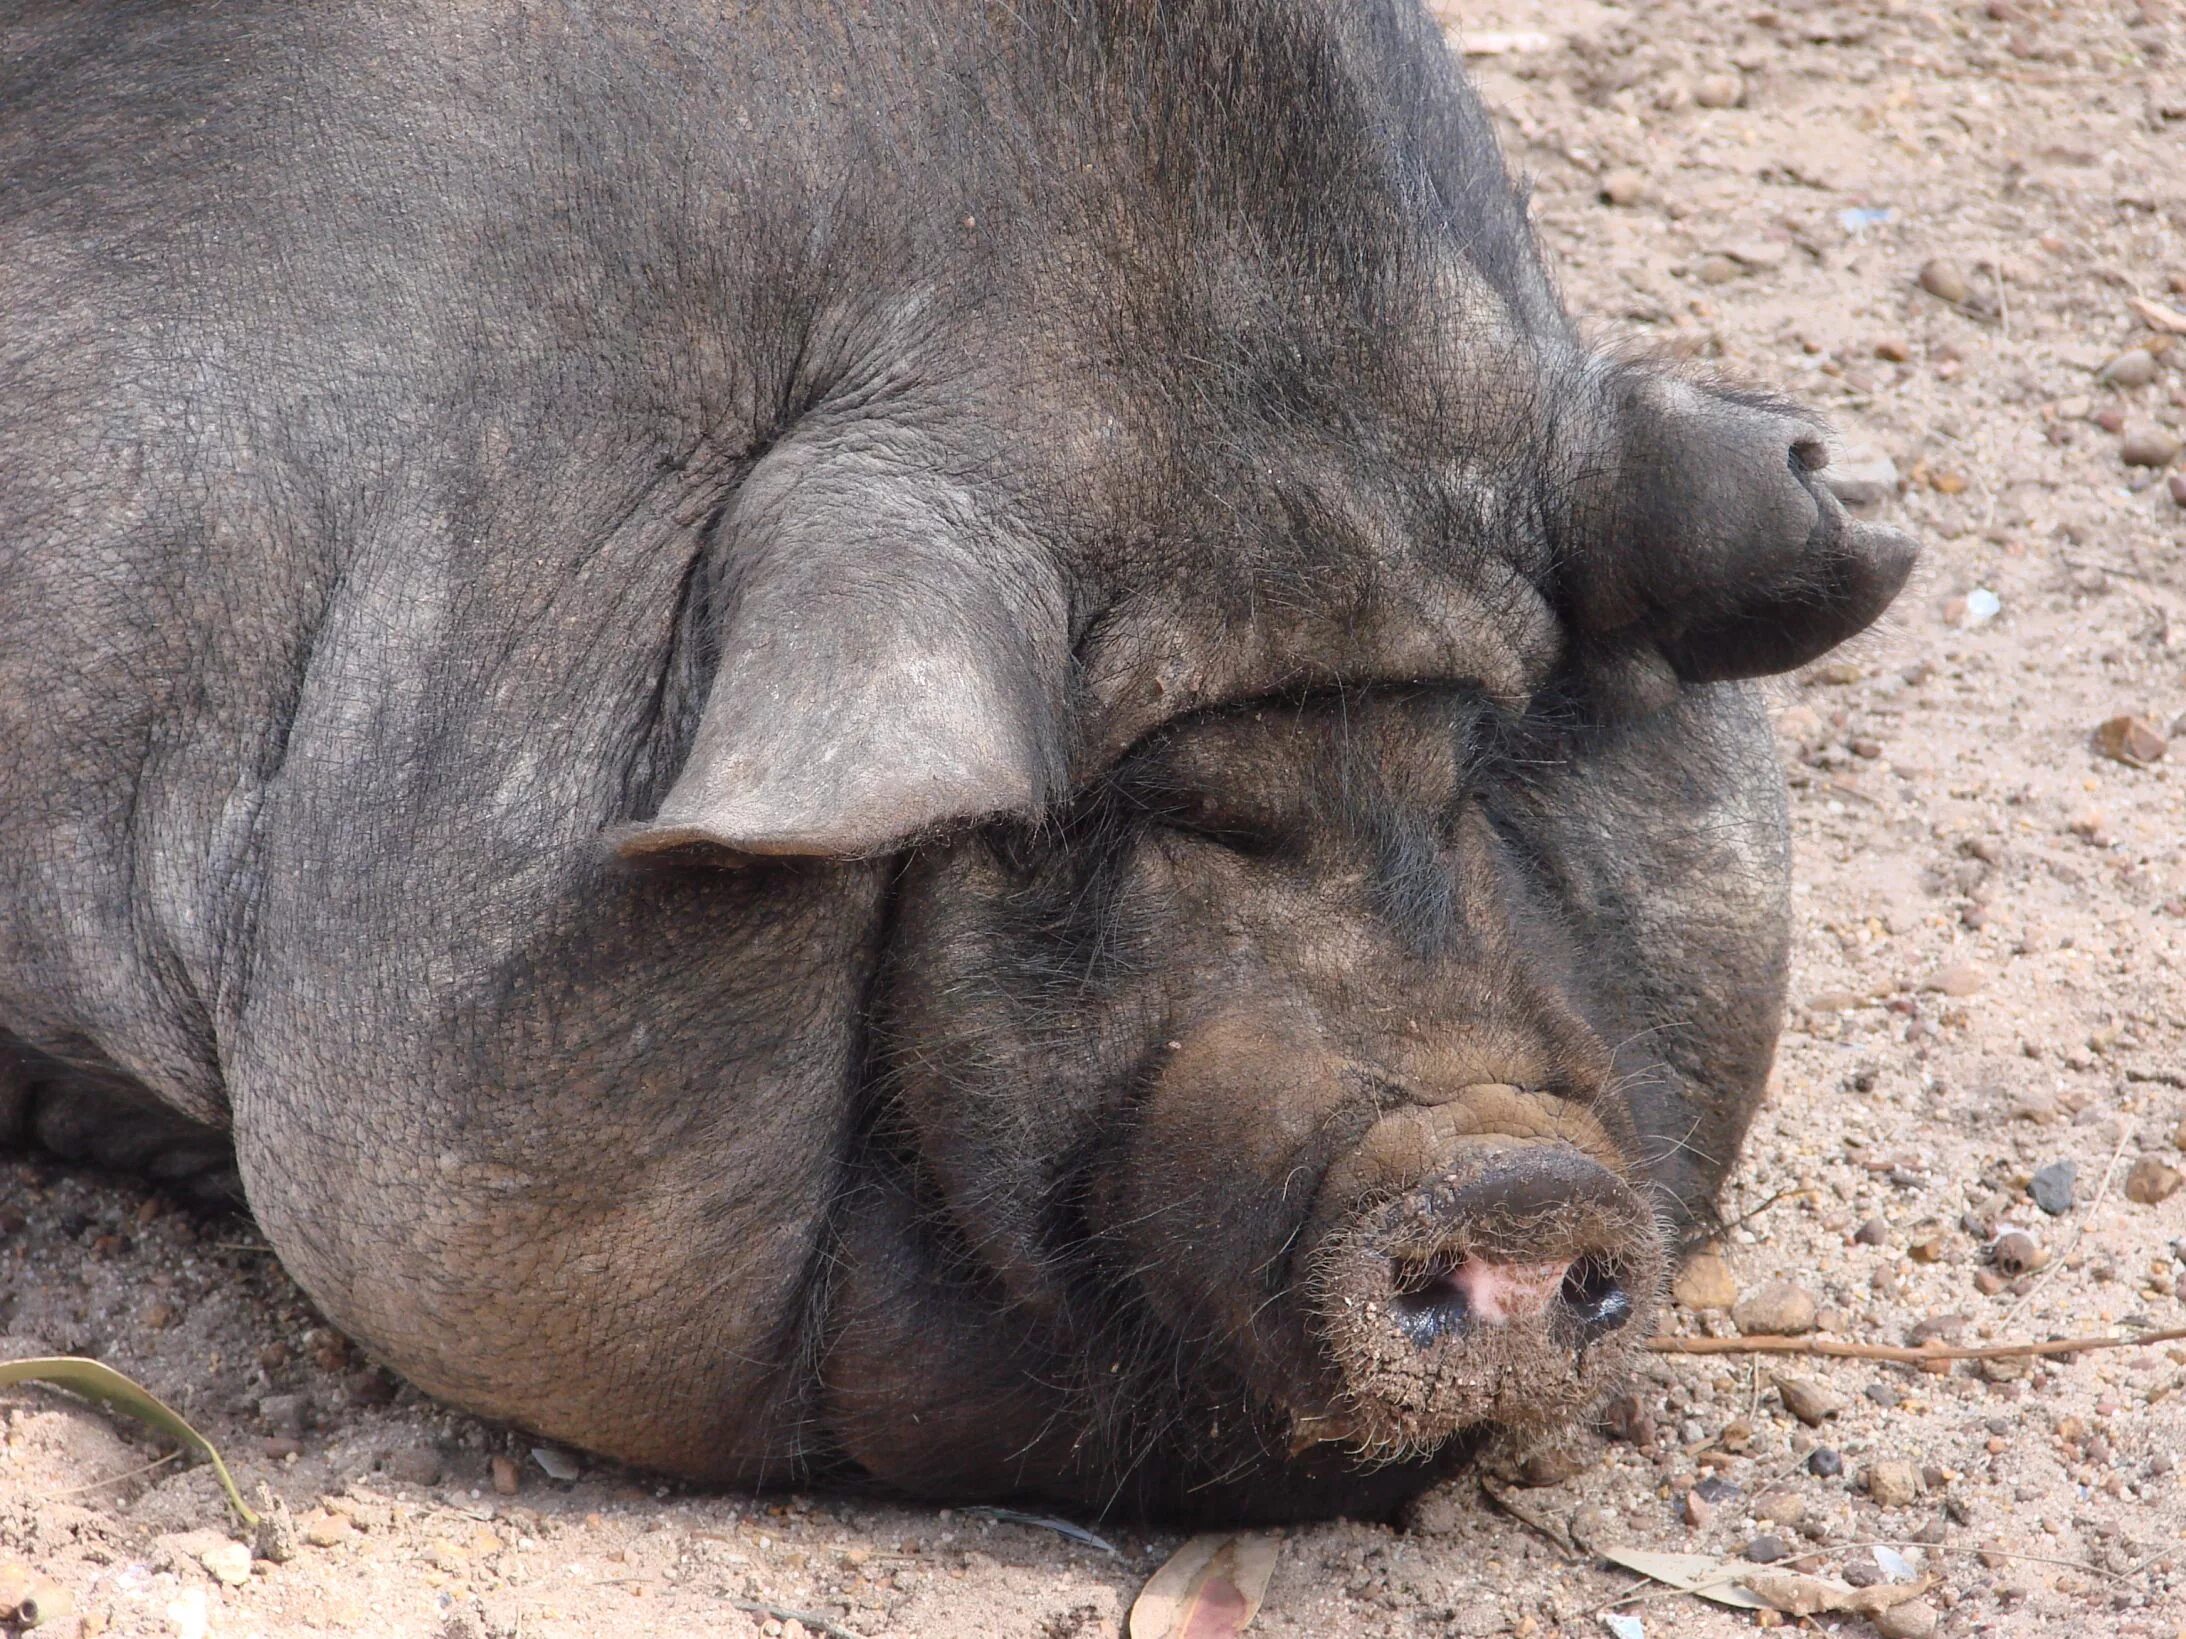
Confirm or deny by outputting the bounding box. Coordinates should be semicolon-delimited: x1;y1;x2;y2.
1390;1253;1569;1339
1390;1253;1633;1344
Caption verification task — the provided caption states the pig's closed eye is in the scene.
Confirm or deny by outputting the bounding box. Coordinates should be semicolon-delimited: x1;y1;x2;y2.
1147;792;1291;858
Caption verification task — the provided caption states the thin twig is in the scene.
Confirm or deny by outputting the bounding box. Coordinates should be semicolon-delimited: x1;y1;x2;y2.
728;1601;865;1639
1647;1323;2186;1365
41;1449;179;1500
1717;1187;1813;1235
1478;1478;1581;1561
2006;1120;2134;1328
1834;1539;2139;1585
2061;555;2167;590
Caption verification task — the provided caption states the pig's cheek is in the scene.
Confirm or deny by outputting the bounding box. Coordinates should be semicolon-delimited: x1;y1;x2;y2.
819;1180;1067;1494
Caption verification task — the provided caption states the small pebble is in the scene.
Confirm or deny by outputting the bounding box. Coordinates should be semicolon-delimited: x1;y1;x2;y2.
383;1445;442;1486
1682;1488;1715;1529
1823;448;1899;507
2094;406;2127;435
1864;1459;1923;1508
1733;1279;1819;1336
1990;1230;2044;1274
1697;254;1740;285
300;1510;351;1549
490;1454;521;1496
1600;169;1647;206
1907;1313;1968;1346
2094;715;2167;767
2030;1161;2077;1216
1755;1489;1807;1527
1864;1382;1902;1408
1917;258;1969;304
2097;347;2160;387
2125;1155;2182;1205
1672;1250;1739;1311
1694;71;1744;108
1874;336;1912;363
1602;1391;1658;1450
346;1367;397;1407
1872;1598;1939;1639
2121;424;2183;467
1808;1447;1844;1478
1744;1534;1789;1563
2169;472;2186;507
199;1541;252;1588
1854;1217;1889;1245
258;1393;308;1437
1775;1375;1845;1427
1923;963;1985;998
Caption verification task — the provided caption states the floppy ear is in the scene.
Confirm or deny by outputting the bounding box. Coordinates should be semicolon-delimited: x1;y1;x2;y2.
615;435;1070;861
1570;374;1917;702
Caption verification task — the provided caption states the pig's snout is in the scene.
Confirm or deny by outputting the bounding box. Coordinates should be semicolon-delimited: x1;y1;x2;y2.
1301;1101;1663;1455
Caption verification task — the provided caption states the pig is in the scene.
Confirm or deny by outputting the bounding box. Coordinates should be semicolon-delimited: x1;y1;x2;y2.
0;0;1914;1520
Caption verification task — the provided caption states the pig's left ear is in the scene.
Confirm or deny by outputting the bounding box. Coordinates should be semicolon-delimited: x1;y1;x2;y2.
613;437;1071;861
1568;375;1917;704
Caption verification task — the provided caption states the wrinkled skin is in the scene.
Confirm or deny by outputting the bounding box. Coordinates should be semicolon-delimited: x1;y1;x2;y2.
0;0;1913;1520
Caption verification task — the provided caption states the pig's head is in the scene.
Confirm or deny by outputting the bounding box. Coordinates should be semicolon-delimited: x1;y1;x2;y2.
609;8;1916;1516
612;356;1912;1513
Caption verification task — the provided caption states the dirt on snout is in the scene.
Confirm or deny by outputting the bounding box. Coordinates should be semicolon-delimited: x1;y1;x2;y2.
5;1;2185;1635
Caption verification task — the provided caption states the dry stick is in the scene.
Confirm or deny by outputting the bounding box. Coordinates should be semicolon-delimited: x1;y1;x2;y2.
2061;555;2167;590
41;1449;179;1500
1478;1478;1581;1562
1648;1324;2186;1365
2005;1118;2135;1329
1835;1539;2139;1586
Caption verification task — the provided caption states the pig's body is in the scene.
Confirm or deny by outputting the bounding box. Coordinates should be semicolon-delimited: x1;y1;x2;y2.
0;1;1911;1519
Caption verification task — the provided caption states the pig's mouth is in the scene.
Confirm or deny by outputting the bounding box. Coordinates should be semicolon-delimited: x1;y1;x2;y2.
1288;1106;1665;1459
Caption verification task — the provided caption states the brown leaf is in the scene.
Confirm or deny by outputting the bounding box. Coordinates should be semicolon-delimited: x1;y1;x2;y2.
1740;1569;1935;1617
1129;1535;1280;1639
2127;295;2186;335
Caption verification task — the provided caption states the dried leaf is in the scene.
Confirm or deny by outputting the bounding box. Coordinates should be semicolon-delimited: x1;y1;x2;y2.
2127;295;2186;335
1596;1547;1767;1610
1739;1569;1933;1617
1738;1570;1854;1616
0;1356;257;1529
1129;1534;1280;1639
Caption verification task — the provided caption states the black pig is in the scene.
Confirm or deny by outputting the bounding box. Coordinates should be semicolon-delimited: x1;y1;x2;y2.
0;0;1912;1520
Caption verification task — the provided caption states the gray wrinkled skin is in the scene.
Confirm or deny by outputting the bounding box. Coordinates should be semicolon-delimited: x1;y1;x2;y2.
0;1;1911;1520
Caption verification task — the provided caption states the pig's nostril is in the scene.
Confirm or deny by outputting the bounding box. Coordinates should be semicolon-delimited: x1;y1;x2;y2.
1388;1257;1472;1344
1557;1256;1632;1336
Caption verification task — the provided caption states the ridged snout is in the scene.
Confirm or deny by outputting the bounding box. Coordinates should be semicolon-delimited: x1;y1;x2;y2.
1301;1096;1664;1454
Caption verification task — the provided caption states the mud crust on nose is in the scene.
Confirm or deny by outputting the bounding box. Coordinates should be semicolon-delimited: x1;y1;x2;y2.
1299;1136;1665;1457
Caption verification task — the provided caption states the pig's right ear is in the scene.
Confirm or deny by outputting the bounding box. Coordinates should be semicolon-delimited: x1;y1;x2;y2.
611;438;1071;862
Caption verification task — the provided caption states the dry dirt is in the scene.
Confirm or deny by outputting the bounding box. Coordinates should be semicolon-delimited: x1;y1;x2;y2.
6;1;2186;1635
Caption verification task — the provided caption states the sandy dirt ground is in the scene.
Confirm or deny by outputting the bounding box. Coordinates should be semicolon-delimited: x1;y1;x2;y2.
5;1;2185;1635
